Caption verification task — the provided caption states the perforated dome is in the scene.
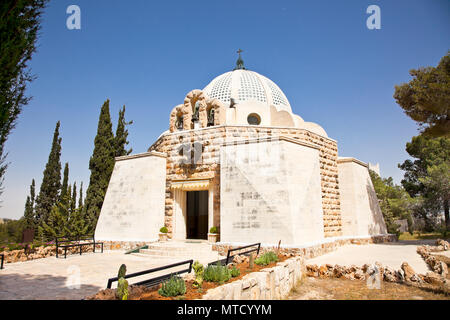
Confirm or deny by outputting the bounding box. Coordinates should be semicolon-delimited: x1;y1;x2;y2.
203;69;292;113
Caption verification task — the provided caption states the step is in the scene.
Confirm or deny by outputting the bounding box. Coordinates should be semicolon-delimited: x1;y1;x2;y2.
130;253;224;265
139;248;215;256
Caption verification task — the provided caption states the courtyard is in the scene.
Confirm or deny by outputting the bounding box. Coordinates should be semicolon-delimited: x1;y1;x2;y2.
0;240;443;300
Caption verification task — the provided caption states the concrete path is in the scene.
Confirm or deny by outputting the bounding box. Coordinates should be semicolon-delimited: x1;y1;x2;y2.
0;248;223;300
306;241;430;274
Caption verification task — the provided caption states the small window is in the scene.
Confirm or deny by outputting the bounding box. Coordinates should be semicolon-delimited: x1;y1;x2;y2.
247;113;261;125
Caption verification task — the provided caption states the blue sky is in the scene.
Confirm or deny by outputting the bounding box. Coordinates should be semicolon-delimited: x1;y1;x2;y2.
1;0;449;219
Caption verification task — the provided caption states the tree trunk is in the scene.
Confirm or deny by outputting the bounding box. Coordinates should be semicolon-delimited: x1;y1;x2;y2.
444;199;449;230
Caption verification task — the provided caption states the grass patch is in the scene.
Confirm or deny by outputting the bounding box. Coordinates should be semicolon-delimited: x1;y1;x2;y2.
398;232;450;241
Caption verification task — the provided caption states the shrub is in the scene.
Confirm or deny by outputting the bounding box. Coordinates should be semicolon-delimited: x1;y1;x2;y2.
230;266;240;277
203;262;232;283
192;260;204;288
158;275;186;297
159;226;168;233
116;264;129;300
255;251;278;266
209;226;218;234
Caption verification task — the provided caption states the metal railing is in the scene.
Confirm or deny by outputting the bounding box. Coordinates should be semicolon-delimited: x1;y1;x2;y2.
55;235;103;258
208;242;261;266
106;259;194;289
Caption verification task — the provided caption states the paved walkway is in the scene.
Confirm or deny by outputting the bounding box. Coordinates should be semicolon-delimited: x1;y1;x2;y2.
306;241;430;274
0;249;222;300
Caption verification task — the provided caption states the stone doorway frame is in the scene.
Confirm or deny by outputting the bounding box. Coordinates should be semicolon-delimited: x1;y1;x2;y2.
171;179;214;241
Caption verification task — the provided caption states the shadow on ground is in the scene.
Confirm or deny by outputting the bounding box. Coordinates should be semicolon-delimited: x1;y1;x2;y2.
0;272;102;300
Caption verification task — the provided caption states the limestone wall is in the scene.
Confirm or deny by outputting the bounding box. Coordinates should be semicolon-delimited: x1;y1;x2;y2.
337;158;387;237
202;256;305;300
220;138;324;245
149;125;342;238
95;152;167;242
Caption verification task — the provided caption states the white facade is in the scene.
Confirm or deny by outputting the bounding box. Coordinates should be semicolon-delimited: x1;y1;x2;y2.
220;138;324;245
338;157;388;237
95;152;167;242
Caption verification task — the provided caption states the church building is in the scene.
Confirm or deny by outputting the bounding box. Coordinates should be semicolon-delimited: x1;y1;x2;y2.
95;52;388;246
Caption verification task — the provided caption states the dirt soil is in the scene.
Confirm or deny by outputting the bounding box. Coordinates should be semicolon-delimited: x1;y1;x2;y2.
288;277;450;300
137;255;290;300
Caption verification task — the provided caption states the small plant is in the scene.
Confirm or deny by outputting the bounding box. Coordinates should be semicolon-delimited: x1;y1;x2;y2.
249;253;254;269
203;261;232;283
192;260;204;289
158;274;186;297
116;264;129;300
255;251;278;266
160;226;168;233
209;226;218;234
230;265;240;277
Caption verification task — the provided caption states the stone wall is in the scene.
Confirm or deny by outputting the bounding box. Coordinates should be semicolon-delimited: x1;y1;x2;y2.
149;125;342;239
201;256;305;300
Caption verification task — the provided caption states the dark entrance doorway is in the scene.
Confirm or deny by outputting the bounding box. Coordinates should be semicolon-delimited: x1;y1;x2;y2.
186;191;208;240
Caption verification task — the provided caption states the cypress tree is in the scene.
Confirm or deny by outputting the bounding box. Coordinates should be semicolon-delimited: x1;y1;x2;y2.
71;182;77;213
84;100;115;231
60;162;69;201
114;105;133;157
35;121;62;226
78;182;83;209
23;179;36;228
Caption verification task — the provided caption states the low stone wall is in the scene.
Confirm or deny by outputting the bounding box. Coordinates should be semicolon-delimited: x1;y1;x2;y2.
99;241;152;251
212;234;397;260
1;244;103;264
201;257;305;300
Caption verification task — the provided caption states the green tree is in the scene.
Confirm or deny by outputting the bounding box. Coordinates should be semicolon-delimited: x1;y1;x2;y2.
39;197;70;240
114;105;133;157
78;182;83;209
60;162;69;201
84;100;115;231
23;178;36;228
399;135;450;229
70;182;77;213
0;0;49;198
35;121;62;227
394;52;450;137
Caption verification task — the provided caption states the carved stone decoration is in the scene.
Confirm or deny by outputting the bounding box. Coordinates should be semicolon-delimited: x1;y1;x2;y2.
169;104;185;132
184;89;208;129
206;98;226;126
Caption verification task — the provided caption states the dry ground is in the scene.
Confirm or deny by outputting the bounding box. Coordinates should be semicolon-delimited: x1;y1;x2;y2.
288;277;449;300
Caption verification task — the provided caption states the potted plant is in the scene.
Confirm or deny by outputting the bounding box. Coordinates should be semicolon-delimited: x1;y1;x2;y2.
208;226;219;243
159;226;168;242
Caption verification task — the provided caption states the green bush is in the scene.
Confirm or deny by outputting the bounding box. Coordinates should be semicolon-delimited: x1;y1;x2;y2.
255;251;278;266
230;266;240;277
159;226;168;233
203;262;232;283
209;226;218;234
158;275;186;297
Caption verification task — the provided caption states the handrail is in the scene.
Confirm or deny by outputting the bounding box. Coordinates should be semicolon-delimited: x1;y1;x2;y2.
208;243;261;266
106;259;194;289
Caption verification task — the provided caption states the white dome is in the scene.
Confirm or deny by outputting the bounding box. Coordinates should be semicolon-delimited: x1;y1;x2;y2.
203;69;292;113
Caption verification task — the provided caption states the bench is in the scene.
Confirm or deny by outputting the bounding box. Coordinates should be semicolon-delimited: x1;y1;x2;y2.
0;253;3;269
55;235;103;259
106;259;193;289
208;243;261;266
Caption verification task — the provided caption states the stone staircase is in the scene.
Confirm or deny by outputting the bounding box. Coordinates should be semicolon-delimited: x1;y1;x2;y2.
130;240;225;265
